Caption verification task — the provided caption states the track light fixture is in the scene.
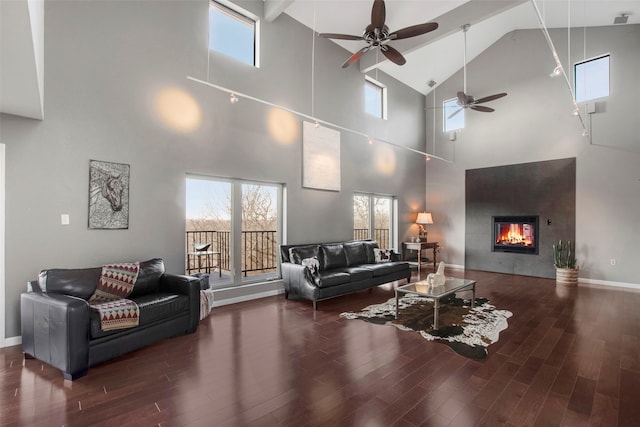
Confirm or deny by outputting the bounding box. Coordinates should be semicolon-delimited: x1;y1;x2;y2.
230;93;239;104
550;65;562;77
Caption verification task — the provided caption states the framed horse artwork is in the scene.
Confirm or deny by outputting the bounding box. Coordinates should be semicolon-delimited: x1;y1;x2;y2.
88;160;130;229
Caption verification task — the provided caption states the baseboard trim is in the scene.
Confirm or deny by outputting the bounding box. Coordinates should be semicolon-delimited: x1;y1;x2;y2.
211;288;284;308
579;277;640;291
1;336;21;349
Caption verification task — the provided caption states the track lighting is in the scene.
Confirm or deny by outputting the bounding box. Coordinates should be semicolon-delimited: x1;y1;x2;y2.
550;65;562;77
314;120;320;128
230;93;239;104
582;129;589;137
572;107;580;116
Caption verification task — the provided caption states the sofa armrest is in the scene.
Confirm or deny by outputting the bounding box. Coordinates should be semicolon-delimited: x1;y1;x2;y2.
159;273;200;333
20;292;91;380
281;263;318;301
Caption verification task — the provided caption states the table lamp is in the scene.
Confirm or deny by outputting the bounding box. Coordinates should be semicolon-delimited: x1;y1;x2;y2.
416;212;433;242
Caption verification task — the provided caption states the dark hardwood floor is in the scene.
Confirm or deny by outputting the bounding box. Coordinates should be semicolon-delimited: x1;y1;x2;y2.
2;269;640;426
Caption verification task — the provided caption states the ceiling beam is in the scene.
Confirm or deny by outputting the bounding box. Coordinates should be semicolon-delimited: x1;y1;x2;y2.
264;0;294;23
359;0;527;73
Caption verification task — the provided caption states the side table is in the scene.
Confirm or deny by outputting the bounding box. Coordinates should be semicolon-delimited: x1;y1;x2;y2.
402;241;439;276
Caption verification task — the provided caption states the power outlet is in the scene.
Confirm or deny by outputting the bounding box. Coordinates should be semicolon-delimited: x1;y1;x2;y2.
610;259;616;266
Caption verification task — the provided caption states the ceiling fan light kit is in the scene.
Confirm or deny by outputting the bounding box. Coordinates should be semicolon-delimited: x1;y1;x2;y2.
319;0;438;68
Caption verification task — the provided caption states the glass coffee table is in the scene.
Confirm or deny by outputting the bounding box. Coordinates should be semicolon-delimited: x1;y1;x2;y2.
395;278;476;329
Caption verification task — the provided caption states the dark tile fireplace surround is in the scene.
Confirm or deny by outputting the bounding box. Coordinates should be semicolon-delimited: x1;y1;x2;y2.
465;158;576;279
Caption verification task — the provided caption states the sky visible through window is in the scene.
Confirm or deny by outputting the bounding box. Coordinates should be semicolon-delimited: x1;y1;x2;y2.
444;98;464;132
186;178;230;220
209;2;254;66
365;80;383;118
575;55;609;103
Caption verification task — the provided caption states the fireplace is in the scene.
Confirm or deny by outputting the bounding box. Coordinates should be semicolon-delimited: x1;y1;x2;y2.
492;216;539;254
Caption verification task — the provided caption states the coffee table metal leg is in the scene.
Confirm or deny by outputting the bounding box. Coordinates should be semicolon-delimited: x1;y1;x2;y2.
433;298;440;330
395;291;400;319
471;283;476;308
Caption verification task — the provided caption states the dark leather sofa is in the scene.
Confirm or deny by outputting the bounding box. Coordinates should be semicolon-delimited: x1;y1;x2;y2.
20;258;200;380
280;240;411;310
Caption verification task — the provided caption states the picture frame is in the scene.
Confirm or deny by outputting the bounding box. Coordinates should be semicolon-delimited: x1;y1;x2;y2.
302;121;341;192
88;160;130;229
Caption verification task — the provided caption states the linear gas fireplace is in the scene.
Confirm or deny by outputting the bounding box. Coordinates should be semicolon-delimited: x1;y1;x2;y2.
492;216;539;254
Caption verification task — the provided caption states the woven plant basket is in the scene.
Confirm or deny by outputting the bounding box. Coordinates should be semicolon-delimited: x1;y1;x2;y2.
556;266;579;287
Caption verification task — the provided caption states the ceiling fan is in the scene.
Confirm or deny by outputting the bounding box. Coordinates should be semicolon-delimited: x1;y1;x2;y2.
319;0;438;69
448;24;507;119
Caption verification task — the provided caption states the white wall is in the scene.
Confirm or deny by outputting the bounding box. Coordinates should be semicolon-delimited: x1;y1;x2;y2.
426;25;640;287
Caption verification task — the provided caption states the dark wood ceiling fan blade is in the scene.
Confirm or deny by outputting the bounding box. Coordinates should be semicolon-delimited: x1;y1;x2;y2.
390;22;439;40
381;45;406;65
473;92;507;104
318;33;363;41
457;91;467;106
447;108;464;120
470;105;495;113
371;0;386;29
341;46;369;68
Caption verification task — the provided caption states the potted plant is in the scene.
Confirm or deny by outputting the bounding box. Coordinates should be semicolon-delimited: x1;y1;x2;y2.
553;240;578;287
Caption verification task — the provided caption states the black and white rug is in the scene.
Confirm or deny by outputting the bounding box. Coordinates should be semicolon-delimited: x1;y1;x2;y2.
340;294;512;359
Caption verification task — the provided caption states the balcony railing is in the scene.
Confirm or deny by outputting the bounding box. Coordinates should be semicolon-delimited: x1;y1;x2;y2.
353;228;390;249
186;230;277;276
186;229;390;276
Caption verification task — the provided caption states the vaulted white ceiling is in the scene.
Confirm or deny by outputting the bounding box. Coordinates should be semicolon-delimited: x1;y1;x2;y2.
270;0;640;95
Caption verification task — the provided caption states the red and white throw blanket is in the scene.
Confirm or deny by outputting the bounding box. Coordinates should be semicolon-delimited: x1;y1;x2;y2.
89;263;140;331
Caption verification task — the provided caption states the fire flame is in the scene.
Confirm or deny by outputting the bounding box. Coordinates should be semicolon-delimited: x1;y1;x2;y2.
496;224;534;246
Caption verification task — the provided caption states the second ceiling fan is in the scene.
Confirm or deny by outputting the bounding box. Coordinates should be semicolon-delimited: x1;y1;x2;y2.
319;0;439;68
448;24;507;119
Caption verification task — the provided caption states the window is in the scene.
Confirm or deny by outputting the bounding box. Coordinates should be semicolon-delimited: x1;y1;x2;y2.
186;176;283;287
353;193;396;249
365;77;387;119
209;0;259;67
574;54;609;103
443;98;464;132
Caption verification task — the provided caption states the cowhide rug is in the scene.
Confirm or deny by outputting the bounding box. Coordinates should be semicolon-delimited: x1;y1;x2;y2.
340;294;512;360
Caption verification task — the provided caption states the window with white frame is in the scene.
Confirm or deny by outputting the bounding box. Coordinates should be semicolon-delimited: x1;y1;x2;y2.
365;77;387;119
443;98;464;132
209;0;259;67
574;54;609;103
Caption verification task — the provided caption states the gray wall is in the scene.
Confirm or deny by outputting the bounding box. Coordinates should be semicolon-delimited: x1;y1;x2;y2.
1;1;427;339
465;158;576;278
426;25;640;285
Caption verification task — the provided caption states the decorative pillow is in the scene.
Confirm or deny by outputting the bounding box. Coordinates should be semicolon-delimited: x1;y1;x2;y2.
374;248;392;263
301;256;321;285
301;256;320;275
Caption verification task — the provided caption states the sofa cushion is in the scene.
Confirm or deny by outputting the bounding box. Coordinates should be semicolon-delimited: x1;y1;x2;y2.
321;244;347;270
362;241;379;264
335;267;374;282
130;258;165;297
90;292;189;339
289;245;321;265
361;262;409;277
39;267;101;300
344;242;368;266
317;271;350;288
374;248;393;263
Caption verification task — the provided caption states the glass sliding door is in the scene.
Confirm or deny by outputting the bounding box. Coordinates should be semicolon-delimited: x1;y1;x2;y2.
186;177;233;286
353;193;395;249
353;194;370;240
240;183;279;283
186;176;282;288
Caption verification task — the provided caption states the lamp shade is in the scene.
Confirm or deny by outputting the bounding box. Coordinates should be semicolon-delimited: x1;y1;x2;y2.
416;212;434;225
